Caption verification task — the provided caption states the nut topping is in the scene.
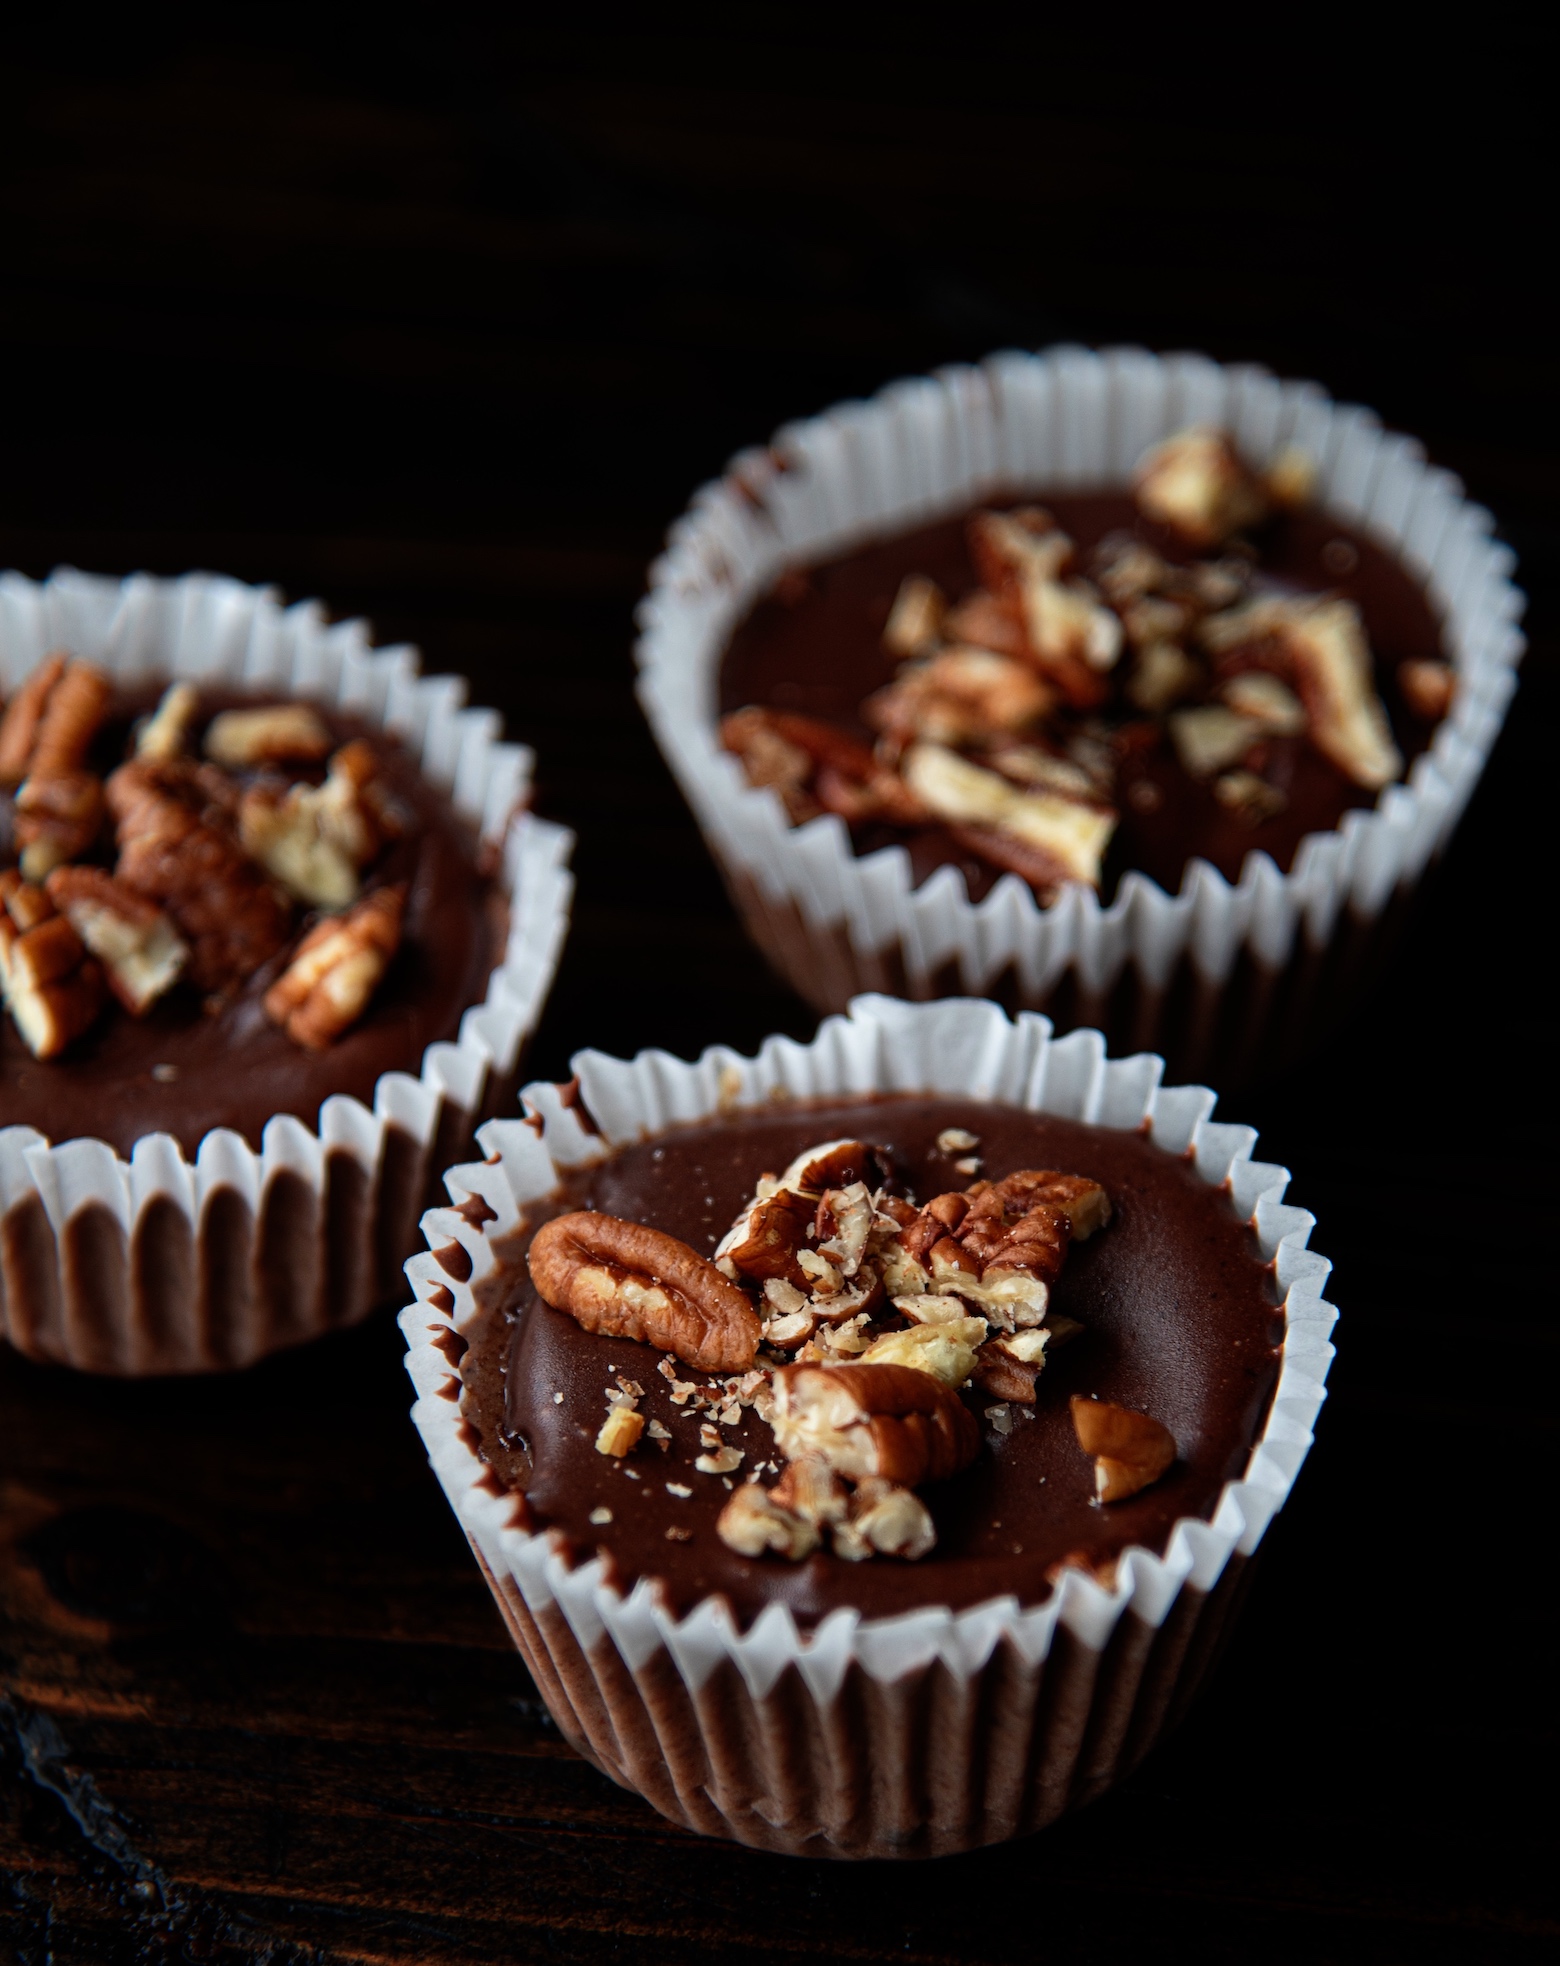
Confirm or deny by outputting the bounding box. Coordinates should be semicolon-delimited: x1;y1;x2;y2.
239;739;403;910
1398;658;1455;722
0;871;107;1059
13;769;107;881
831;1478;936;1562
716;1482;821;1561
1070;1396;1176;1502
0;656;111;786
1133;427;1268;548
771;1362;981;1486
203;702;333;768
901;742;1116;895
528;1212;761;1374
134;682;200;761
882;574;946;657
45;866;188;1014
263;883;405;1050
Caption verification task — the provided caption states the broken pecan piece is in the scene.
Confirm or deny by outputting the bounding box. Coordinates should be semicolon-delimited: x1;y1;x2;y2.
239;739;403;910
831;1477;936;1562
864;646;1053;751
716;1482;820;1561
263;883;404;1050
12;769;106;880
901;742;1116;893
204;702;332;768
135;682;200;761
1133;427;1268;548
971;1328;1051;1403
720;706;925;826
1070;1395;1176;1502
107;760;292;996
45;866;188;1014
771;1362;980;1485
0;655;112;786
0;872;107;1058
528;1211;761;1374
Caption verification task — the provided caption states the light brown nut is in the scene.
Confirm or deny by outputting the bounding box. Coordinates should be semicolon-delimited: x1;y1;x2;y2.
716;1483;820;1561
0;877;107;1059
941;588;1029;661
134;682;200;761
902;742;1116;891
528;1211;761;1375
1263;443;1317;510
1220;669;1307;733
13;769;106;880
967;507;1073;590
1;657;112;788
1201;596;1402;790
991;1170;1112;1240
595;1406;645;1457
0;654;67;784
263;884;404;1050
832;1478;936;1562
1169;705;1258;780
1127;641;1203;717
1070;1395;1176;1502
45;866;188;1014
716;1187;814;1289
971;1329;1050;1403
859;1319;986;1386
770;1456;848;1526
772;1362;981;1486
776;1138;888;1197
1133;427;1268;548
814;1181;875;1277
238;738;402;910
1398;658;1456;722
107;760;293;995
882;574;946;657
718;706;820;824
719;706;924;827
864;646;1053;750
203;702;332;768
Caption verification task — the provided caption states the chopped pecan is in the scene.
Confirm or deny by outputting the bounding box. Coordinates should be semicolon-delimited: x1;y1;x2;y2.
770;1455;849;1528
596;1405;645;1457
238;740;398;910
1219;669;1307;733
814;1181;874;1276
107;760;293;995
1070;1395;1176;1502
989;1170;1111;1240
13;769;106;879
832;1478;936;1562
720;706;924;827
716;1482;820;1560
864;647;1053;751
718;706;820;823
771;1362;980;1485
902;742;1116;894
971;1328;1051;1402
45;866;188;1013
528;1211;761;1374
859;1317;986;1385
1126;641;1201;715
203;702;332;768
1133;427;1268;548
1213;770;1287;824
1201;596;1401;789
967;508;1074;590
1169;705;1260;780
0;873;107;1058
716;1186;814;1290
882;574;946;657
135;681;200;761
1263;443;1318;510
0;656;112;786
967;509;1120;703
941;588;1030;661
1398;658;1456;722
263;883;404;1050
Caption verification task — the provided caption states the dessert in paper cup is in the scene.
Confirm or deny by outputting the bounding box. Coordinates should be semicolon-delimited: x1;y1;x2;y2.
0;567;573;1374
401;995;1335;1858
636;346;1523;1081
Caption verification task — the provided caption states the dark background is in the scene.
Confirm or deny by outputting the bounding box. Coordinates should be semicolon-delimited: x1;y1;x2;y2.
2;19;1555;1963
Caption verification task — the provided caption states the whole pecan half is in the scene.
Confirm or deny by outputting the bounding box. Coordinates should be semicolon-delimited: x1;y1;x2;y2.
528;1211;761;1375
772;1361;979;1486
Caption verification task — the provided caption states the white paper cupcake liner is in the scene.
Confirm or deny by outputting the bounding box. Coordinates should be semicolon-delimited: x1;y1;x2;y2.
0;566;574;1374
634;346;1523;1076
400;994;1336;1857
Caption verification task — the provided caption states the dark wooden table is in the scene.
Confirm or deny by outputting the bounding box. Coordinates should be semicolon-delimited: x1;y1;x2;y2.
2;27;1555;1962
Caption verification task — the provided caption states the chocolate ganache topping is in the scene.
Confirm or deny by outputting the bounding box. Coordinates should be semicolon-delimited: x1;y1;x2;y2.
718;427;1453;903
1;678;499;1155
463;1096;1283;1628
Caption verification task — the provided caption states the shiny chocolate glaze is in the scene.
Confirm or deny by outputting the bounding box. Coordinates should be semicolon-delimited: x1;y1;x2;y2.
718;495;1447;898
465;1097;1283;1629
1;687;499;1155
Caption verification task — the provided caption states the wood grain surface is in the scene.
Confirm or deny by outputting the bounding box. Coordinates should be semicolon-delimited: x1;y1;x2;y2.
2;23;1555;1962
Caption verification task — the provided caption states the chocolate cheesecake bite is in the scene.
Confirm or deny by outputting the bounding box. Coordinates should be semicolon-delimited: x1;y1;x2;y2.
639;350;1521;1079
0;567;573;1375
719;426;1452;903
404;999;1335;1856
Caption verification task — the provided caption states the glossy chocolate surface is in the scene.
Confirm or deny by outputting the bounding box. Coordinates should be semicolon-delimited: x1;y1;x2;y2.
1;687;499;1155
466;1096;1284;1628
719;495;1447;897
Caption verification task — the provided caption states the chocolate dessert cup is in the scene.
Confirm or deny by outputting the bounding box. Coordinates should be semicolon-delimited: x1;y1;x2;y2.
635;348;1523;1082
401;995;1335;1858
1;567;573;1373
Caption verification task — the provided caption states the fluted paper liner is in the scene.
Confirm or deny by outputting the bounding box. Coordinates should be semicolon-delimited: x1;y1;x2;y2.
401;995;1336;1857
0;566;574;1373
635;346;1523;1078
